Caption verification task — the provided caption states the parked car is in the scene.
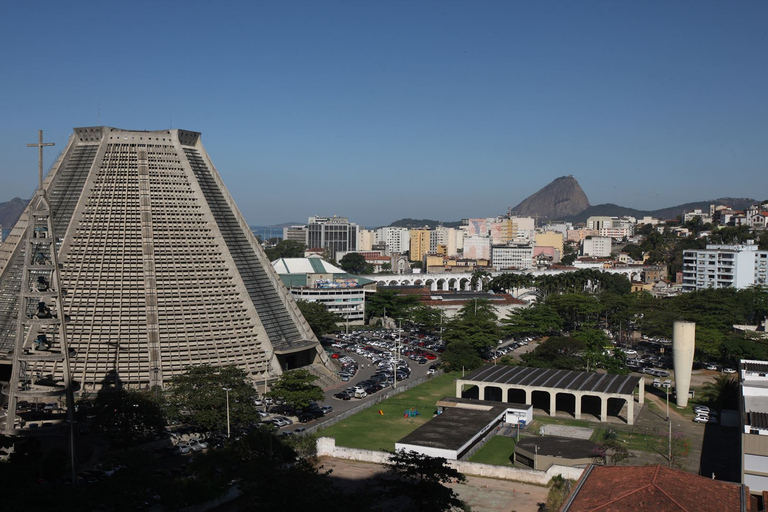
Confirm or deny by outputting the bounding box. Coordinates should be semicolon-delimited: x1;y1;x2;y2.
723;368;737;374
692;415;709;423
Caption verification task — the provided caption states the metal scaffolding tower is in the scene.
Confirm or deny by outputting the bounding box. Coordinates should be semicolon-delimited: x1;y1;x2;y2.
3;131;76;436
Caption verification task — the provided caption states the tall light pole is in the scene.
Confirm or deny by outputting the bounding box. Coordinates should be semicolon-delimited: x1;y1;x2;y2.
439;310;443;343
223;387;232;438
153;367;159;401
394;321;401;389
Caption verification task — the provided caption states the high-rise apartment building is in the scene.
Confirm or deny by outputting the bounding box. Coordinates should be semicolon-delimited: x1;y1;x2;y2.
409;229;430;262
682;243;768;291
375;227;410;254
0;127;327;402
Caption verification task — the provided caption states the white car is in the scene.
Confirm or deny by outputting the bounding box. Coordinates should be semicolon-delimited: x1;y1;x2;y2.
692;415;709;423
705;364;718;371
723;368;737;374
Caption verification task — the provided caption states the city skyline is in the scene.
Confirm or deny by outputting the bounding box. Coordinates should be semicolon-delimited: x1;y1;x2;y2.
1;1;766;227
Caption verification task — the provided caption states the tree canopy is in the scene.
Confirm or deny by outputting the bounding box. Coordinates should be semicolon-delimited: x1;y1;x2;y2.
166;365;261;431
85;388;165;446
264;239;306;261
267;369;324;411
366;289;421;323
501;303;563;338
442;298;500;352
338;252;373;274
296;299;341;337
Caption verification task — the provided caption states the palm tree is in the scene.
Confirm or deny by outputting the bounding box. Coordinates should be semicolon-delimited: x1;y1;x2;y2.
701;374;739;411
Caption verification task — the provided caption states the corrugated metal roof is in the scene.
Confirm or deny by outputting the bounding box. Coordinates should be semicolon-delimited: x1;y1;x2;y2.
461;365;640;396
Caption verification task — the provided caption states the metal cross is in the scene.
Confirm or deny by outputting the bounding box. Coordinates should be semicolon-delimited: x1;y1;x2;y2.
27;130;55;190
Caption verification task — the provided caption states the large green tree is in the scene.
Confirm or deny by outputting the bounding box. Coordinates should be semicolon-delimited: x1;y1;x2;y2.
267;369;324;411
521;336;586;371
338;252;373;274
440;341;485;372
442;299;499;352
167;365;260;431
411;304;443;332
89;388;166;446
366;289;420;323
264;239;307;261
501;303;562;338
701;374;739;411
296;299;341;337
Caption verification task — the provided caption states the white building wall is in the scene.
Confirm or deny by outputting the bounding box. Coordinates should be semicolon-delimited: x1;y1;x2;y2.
376;227;410;254
682;243;768;291
492;245;534;270
358;229;374;251
581;237;612;257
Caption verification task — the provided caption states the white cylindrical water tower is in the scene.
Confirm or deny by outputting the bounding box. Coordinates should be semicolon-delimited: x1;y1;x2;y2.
673;321;696;407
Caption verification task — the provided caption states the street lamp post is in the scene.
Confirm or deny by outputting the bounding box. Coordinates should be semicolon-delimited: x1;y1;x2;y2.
223;387;232;438
153;367;159;401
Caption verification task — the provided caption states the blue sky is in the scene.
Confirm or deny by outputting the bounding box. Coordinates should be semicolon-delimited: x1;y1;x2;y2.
1;1;766;227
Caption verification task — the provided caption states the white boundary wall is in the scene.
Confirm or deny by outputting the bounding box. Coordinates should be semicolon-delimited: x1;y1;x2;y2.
317;437;583;485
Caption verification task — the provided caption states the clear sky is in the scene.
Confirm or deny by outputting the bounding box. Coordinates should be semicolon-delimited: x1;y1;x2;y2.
1;1;766;228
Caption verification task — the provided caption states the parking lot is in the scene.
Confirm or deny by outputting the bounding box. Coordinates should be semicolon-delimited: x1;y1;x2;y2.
260;329;442;434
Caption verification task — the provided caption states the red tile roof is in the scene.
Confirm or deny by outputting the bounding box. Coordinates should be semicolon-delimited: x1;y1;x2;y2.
561;465;749;512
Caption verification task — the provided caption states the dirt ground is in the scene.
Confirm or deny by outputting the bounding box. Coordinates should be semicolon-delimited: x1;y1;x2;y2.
321;457;549;512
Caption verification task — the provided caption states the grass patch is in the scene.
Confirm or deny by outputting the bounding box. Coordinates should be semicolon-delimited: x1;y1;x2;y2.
469;436;517;466
319;373;457;451
590;426;663;453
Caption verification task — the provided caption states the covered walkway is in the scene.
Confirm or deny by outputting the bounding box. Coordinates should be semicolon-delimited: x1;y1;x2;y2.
457;365;643;425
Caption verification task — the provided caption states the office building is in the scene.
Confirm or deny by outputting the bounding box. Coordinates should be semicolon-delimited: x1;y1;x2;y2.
306;216;359;260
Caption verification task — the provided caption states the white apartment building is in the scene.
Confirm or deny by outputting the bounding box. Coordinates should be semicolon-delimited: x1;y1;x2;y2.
374;227;410;254
581;237;612;258
682;242;768;291
587;216;635;239
491;245;534;270
683;208;713;224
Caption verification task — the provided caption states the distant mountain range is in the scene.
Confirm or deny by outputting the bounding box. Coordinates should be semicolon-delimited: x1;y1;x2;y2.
2;180;761;237
387;218;464;229
0;198;28;232
385;176;758;227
